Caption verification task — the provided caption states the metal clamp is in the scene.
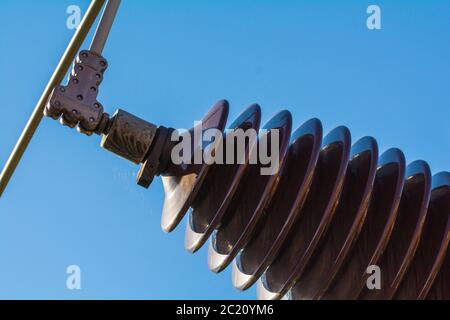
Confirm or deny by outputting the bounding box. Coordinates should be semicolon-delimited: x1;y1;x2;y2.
44;50;110;136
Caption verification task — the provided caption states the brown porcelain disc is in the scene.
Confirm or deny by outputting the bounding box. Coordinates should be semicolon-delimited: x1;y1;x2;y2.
359;160;432;299
394;171;450;299
288;136;379;300
322;148;406;299
426;173;450;299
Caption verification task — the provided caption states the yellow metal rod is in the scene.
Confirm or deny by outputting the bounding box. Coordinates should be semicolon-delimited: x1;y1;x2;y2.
0;0;106;197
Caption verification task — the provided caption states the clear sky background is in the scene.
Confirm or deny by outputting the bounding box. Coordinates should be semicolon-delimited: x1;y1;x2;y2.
0;0;449;299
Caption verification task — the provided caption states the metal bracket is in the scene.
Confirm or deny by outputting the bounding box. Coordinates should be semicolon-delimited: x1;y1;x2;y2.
44;50;110;136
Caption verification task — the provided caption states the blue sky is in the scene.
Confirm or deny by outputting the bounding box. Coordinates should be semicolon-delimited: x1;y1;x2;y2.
0;0;449;299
